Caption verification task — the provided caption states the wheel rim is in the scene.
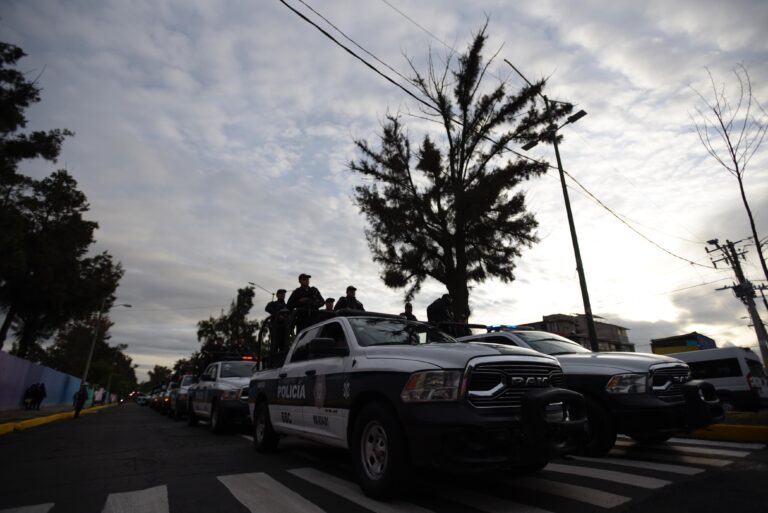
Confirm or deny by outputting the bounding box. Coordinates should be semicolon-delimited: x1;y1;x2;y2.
255;409;266;442
361;420;388;480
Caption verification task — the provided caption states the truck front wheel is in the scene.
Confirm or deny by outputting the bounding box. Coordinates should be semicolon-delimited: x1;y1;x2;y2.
583;397;616;457
253;401;279;453
352;402;410;499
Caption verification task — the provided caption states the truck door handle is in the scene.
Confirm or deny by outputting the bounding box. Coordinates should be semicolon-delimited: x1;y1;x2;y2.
278;372;287;378
305;370;316;376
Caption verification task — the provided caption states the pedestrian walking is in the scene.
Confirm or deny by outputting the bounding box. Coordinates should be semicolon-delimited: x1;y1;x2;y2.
73;384;88;419
32;382;46;410
334;285;364;311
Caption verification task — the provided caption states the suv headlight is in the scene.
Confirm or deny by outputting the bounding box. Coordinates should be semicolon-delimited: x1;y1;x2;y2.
606;373;647;394
220;390;238;400
401;370;461;402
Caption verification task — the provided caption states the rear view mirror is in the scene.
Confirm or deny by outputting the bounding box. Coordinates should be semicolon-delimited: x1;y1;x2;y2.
309;337;349;358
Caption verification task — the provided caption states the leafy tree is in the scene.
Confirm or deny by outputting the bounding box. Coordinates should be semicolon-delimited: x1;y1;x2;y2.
196;286;260;357
349;26;571;318
0;41;122;354
1;41;73;347
142;365;172;392
692;64;768;283
43;317;138;396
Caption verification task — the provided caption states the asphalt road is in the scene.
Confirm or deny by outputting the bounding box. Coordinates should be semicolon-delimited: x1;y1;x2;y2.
0;403;766;513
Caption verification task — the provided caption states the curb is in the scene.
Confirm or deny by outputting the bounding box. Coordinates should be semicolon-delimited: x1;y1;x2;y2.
690;423;768;443
0;403;118;436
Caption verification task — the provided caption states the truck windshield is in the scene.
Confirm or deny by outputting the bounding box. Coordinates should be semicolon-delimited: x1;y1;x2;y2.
348;318;455;346
220;362;255;378
180;375;194;386
513;331;592;355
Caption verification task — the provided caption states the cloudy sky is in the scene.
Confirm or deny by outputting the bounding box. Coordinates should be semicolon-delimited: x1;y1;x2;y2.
2;0;767;379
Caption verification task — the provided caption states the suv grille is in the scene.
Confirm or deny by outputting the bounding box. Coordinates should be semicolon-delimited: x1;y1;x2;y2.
650;365;690;402
467;362;564;409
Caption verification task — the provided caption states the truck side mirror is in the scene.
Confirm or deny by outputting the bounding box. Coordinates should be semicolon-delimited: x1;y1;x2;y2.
309;337;349;358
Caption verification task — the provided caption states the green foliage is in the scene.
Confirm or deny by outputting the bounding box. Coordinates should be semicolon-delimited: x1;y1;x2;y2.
349;26;571;318
144;365;172;391
196;286;260;359
0;41;122;355
43;317;138;396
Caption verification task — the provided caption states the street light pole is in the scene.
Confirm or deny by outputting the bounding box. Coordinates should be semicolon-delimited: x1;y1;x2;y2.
81;300;131;387
547;100;600;352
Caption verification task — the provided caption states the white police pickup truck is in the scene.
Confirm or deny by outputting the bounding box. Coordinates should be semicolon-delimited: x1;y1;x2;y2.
248;312;588;499
187;360;255;433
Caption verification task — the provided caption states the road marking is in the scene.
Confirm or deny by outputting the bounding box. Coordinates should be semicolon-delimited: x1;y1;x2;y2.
545;463;670;489
240;434;254;442
614;440;750;458
611;448;732;467
572;456;705;475
0;505;55;513
218;473;325;513
102;485;168;513
288;467;435;513
666;437;765;451
438;488;554;513
504;476;631;508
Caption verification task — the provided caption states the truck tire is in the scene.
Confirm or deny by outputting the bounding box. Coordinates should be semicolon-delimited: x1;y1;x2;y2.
583;397;616;457
187;401;198;427
352;402;410;499
253;401;279;453
210;403;225;434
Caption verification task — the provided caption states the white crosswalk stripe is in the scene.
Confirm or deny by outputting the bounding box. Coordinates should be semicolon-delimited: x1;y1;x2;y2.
218;472;325;513
0;505;54;513
614;439;751;458
288;467;435;513
665;437;765;451
572;455;705;475
611;447;733;466
101;485;168;513
545;462;670;489
502;476;631;508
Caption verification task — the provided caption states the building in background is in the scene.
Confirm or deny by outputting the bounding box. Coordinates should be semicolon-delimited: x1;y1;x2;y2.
520;314;635;352
650;332;717;355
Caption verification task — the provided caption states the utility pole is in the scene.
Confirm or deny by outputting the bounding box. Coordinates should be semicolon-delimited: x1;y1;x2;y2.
707;239;768;365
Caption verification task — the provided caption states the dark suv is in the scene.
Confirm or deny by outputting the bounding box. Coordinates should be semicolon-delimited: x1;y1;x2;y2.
458;328;723;456
249;312;588;498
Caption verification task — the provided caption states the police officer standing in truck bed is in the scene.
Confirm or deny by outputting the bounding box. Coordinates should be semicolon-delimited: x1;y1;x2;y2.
287;273;324;332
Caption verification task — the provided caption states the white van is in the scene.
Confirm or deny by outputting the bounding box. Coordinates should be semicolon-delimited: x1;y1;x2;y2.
668;347;767;411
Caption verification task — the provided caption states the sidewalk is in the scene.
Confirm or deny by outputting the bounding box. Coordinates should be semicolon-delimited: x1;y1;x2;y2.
0;402;118;436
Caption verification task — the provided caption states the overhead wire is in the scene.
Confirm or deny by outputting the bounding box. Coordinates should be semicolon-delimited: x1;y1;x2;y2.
278;0;713;269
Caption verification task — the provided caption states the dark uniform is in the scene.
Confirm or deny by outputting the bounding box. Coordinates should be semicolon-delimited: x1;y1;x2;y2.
334;296;364;311
427;294;454;328
400;311;417;321
265;294;289;359
287;285;324;332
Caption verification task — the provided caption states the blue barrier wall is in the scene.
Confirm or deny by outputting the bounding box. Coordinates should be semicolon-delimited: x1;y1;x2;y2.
0;351;86;410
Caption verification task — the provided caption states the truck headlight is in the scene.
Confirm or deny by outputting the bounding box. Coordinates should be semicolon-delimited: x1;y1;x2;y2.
220;390;238;400
605;373;647;394
401;370;461;402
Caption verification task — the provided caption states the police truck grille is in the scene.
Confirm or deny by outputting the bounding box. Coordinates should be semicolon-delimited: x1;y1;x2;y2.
467;362;564;409
650;366;690;403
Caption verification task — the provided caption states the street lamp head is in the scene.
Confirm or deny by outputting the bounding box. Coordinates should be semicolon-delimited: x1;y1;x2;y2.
521;140;539;151
567;110;587;124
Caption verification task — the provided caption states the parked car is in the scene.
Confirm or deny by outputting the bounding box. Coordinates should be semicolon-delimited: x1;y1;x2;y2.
668;347;768;411
457;328;723;456
187;360;255;433
168;374;196;420
249;312;588;499
135;394;148;406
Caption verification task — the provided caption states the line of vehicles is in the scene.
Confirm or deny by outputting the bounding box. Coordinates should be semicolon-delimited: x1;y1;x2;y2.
135;310;768;500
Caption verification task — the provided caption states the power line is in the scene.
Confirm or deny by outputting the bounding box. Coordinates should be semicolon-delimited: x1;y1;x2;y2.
279;0;712;270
